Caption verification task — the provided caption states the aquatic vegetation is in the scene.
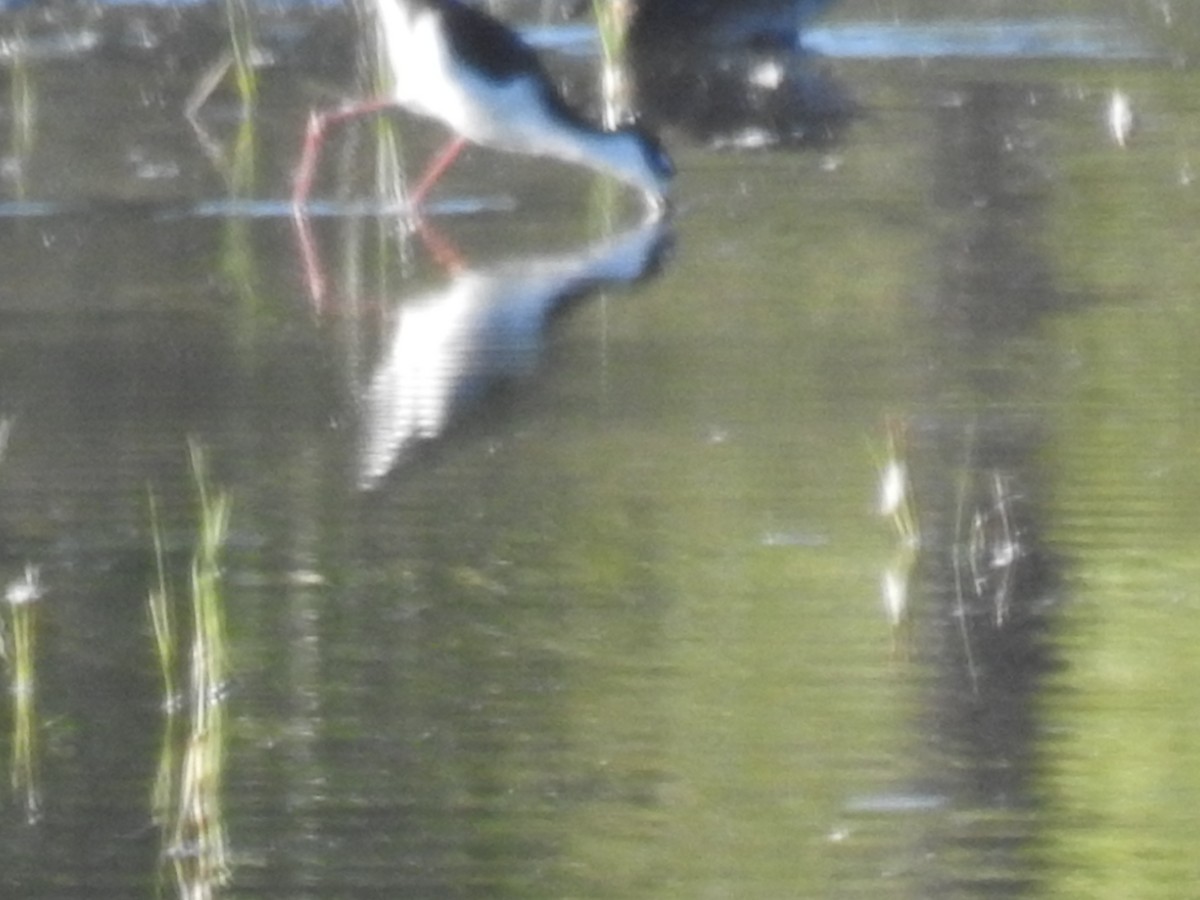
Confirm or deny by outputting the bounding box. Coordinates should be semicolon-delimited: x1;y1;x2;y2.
591;0;638;231
223;0;259;111
6;25;35;199
3;562;42;823
293;7;414;309
877;416;918;548
187;0;259;116
877;417;919;637
959;469;1022;630
146;490;178;714
0;417;42;821
593;0;633;127
877;415;1026;661
148;443;232;898
186;0;263;176
369;5;409;213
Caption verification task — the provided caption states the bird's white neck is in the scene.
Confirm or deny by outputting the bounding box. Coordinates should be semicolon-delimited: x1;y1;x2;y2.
538;122;651;194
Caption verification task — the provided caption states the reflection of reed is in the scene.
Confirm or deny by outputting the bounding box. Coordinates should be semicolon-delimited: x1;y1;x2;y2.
149;444;232;899
955;467;1022;632
223;0;259;111
7;27;35;201
186;0;261;173
880;414;1029;684
5;563;43;824
187;0;271;338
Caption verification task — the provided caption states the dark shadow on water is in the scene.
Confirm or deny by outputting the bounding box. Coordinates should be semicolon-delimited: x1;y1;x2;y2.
627;0;839;51
869;81;1094;895
628;0;857;148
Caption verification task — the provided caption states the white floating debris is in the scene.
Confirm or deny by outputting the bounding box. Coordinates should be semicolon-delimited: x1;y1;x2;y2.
6;564;43;606
1108;89;1134;148
846;791;948;813
748;58;786;90
878;459;907;518
882;565;908;627
287;569;327;587
760;530;828;548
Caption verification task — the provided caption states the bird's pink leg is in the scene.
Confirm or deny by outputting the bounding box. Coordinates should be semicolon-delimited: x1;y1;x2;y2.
408;135;469;208
414;218;468;274
292;111;327;211
290;102;471;306
292;98;399;306
291;99;397;210
292;207;328;311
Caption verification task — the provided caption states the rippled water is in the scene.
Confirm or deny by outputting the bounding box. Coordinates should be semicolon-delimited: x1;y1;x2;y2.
1;1;1199;897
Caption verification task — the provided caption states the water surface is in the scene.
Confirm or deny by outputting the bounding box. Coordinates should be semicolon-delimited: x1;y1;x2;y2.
1;1;1199;897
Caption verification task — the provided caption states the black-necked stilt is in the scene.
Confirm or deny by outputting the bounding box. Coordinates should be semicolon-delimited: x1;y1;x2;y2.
292;0;674;214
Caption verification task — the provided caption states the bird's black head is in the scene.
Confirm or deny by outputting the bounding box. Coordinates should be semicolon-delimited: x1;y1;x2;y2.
606;120;673;212
629;122;676;182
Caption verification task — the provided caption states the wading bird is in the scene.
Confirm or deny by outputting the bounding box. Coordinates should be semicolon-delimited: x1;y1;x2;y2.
292;0;674;214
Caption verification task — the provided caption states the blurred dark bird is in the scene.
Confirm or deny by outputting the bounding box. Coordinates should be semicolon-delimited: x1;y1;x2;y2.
629;0;840;51
626;0;853;147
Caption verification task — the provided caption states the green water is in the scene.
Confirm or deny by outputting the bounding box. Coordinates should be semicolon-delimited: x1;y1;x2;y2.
1;1;1199;896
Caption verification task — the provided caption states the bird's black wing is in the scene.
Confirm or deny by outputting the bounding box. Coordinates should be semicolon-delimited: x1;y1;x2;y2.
437;0;596;130
438;0;550;83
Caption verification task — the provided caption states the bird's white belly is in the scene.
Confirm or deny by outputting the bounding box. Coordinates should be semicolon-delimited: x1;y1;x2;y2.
382;6;568;154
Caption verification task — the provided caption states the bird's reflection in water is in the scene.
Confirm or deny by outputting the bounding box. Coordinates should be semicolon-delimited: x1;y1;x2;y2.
351;216;672;489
